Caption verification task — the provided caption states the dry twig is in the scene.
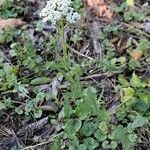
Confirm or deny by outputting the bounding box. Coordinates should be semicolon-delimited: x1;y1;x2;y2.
68;45;94;60
17;117;49;135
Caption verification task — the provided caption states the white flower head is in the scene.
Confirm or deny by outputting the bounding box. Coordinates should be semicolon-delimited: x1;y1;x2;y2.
40;0;80;24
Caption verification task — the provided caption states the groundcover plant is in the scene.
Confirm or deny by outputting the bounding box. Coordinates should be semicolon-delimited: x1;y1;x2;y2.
0;0;149;150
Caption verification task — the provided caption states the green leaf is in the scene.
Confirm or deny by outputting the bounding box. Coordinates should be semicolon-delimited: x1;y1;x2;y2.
114;125;135;150
94;130;107;142
110;141;118;149
122;87;134;102
99;122;108;134
138;38;150;53
30;77;51;85
64;101;72;118
3;63;12;74
80;122;96;137
15;107;23;115
124;11;134;21
125;97;136;106
0;102;6;109
51;139;61;150
25;99;36;114
0;98;13;109
128;59;139;70
119;75;130;87
15;82;28;96
69;64;83;78
128;134;137;143
102;141;110;149
115;2;126;13
36;92;46;100
75;87;99;119
68;135;80;150
130;73;141;87
9;49;16;56
65;119;82;134
124;12;144;22
70;81;83;99
83;138;99;150
138;93;150;104
0;32;5;44
0;69;5;77
131;116;149;129
134;100;150;112
33;108;42;118
126;0;134;6
78;144;86;150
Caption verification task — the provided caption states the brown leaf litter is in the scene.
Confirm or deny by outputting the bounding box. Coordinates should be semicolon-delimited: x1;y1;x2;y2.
85;0;114;59
86;0;113;20
0;18;24;30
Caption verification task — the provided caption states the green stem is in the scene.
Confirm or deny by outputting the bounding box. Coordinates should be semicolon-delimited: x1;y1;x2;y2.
60;19;67;62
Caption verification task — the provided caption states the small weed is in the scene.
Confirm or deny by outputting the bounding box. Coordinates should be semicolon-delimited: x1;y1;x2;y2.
0;0;24;18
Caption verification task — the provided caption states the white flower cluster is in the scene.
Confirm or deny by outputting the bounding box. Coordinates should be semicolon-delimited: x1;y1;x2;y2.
40;0;81;24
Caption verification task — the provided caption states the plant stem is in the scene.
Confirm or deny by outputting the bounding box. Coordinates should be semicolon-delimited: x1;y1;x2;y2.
60;19;67;62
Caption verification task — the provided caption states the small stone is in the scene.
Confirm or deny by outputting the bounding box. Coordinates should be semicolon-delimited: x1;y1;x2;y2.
143;22;150;33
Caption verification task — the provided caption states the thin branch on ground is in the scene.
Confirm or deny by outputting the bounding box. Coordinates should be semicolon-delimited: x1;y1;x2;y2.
68;45;94;60
80;71;120;80
21;132;63;150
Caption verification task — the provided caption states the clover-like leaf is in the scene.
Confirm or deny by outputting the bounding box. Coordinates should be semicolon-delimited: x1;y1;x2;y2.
94;130;107;142
83;137;99;150
65;119;82;134
80;122;96;137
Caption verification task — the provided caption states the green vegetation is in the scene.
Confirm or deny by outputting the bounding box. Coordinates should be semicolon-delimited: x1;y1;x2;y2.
0;0;149;149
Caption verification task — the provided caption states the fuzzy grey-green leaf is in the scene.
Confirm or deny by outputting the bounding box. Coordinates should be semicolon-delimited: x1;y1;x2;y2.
30;77;51;85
